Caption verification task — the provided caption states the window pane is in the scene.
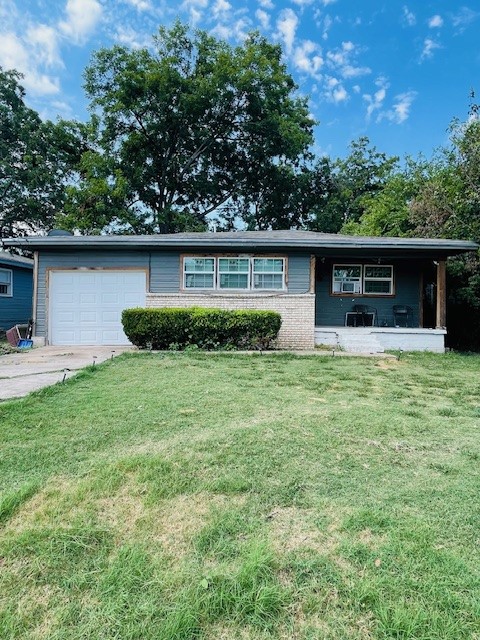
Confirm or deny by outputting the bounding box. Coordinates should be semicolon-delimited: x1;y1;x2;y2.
364;266;392;279
333;266;361;279
185;273;214;288
254;273;283;289
218;258;249;273
253;258;283;273
0;269;11;284
364;280;391;294
184;258;214;273
219;273;249;289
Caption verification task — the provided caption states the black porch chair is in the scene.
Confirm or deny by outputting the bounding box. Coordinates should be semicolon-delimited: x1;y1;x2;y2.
352;304;377;327
393;305;413;327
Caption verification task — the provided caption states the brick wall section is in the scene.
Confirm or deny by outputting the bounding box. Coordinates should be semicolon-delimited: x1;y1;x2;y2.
146;293;315;349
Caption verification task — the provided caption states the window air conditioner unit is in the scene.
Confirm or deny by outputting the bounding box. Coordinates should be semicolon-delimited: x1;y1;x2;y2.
341;282;357;293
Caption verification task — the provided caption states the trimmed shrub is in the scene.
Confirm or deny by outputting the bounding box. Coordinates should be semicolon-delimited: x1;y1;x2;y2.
122;307;282;350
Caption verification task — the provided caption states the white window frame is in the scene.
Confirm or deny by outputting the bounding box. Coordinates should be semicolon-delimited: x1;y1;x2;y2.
332;264;362;294
332;264;394;296
183;257;216;290
0;268;13;297
363;265;394;296
253;258;286;291
218;257;251;290
182;256;286;291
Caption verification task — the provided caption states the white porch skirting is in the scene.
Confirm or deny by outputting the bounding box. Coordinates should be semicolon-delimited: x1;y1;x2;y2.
315;327;446;353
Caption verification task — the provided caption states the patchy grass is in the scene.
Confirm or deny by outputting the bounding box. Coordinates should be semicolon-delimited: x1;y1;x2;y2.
0;351;479;639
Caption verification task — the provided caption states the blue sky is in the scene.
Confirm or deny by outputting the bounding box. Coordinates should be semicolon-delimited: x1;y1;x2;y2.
1;0;479;160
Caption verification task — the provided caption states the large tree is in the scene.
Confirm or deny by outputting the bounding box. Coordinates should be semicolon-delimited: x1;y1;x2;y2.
0;68;79;239
66;22;314;234
65;23;314;232
307;137;399;234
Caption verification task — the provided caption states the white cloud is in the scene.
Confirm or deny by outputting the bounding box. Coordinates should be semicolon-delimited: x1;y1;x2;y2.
382;91;417;124
324;75;348;103
59;0;102;45
325;41;370;79
320;0;337;5
291;0;313;6
114;26;150;49
255;9;270;30
332;86;347;102
27;24;62;68
428;14;443;28
341;64;371;78
402;5;416;26
420;37;441;61
275;8;298;55
293;40;323;79
363;76;389;120
181;0;208;24
451;7;479;32
210;23;231;39
321;14;332;39
258;0;273;8
213;0;232;18
124;0;152;10
0;32;60;95
233;17;251;41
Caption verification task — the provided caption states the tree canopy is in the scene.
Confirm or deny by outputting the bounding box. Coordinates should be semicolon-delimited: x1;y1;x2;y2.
0;68;79;239
64;22;315;234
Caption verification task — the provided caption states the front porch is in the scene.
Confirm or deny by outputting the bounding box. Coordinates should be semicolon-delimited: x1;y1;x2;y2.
315;326;447;353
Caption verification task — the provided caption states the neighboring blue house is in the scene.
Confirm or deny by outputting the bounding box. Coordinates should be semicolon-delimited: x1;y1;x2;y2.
2;231;478;352
0;251;34;332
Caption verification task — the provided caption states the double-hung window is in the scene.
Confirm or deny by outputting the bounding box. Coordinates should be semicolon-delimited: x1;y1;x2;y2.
253;258;284;290
332;265;362;294
183;258;215;289
183;256;286;291
332;264;393;295
363;266;393;294
0;268;12;296
218;258;250;289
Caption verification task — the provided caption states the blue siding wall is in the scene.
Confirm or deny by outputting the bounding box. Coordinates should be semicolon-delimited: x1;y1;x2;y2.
315;261;421;327
35;250;312;337
0;266;33;330
150;252;180;292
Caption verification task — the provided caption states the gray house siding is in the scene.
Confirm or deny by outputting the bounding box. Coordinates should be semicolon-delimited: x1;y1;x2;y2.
315;261;421;327
0;266;33;330
150;252;180;293
35;249;312;338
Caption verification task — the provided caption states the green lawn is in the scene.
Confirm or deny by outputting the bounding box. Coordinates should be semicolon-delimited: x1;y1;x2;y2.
0;352;479;639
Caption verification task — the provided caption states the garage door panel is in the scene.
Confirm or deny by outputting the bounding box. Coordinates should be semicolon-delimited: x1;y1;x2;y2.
101;311;120;322
124;293;144;305
102;292;120;304
58;311;75;323
79;311;97;323
49;270;146;345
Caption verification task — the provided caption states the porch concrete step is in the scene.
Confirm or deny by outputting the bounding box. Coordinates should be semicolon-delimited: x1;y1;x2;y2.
337;332;384;354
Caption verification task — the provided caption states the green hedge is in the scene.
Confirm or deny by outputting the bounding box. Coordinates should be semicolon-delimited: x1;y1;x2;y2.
122;307;282;350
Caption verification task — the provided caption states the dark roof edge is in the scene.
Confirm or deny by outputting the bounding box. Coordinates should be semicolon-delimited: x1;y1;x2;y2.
2;233;478;254
0;251;34;268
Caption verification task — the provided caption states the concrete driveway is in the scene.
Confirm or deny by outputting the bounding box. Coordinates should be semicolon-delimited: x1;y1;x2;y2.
0;346;133;401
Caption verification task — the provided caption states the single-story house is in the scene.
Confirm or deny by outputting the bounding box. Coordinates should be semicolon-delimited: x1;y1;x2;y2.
0;251;34;332
2;231;478;352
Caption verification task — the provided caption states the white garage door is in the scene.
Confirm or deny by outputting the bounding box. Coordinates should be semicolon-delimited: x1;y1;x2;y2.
49;270;146;345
